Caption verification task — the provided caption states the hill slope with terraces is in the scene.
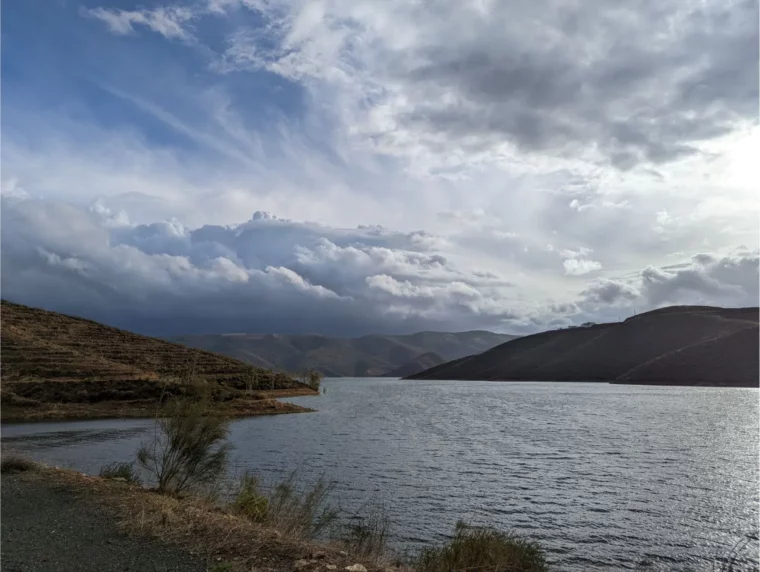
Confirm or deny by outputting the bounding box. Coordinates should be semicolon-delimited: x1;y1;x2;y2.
406;306;759;387
0;301;316;420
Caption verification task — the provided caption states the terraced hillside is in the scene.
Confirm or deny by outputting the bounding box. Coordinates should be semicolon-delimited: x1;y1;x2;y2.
407;306;759;387
1;301;316;420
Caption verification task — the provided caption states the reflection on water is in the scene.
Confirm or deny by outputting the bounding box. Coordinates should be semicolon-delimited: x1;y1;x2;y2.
3;380;758;571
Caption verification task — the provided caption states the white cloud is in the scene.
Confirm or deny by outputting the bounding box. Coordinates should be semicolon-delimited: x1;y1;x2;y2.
3;195;756;337
81;6;195;40
3;0;757;338
563;258;603;276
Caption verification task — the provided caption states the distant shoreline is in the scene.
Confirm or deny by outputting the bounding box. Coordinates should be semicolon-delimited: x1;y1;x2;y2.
1;387;318;423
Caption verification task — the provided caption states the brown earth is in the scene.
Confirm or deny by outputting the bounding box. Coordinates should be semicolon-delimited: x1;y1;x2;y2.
1;461;397;572
406;306;759;387
1;300;318;421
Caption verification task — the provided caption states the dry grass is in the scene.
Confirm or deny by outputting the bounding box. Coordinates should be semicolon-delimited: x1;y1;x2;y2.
0;393;315;422
339;504;392;564
15;463;397;572
413;521;549;572
0;300;319;422
230;470;339;540
99;462;142;484
1;453;36;474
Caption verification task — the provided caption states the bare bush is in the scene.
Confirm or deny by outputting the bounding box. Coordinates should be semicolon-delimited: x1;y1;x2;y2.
137;399;231;495
339;503;391;563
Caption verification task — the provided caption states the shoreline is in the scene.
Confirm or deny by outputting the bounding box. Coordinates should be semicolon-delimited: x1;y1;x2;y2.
1;459;395;572
404;377;758;387
1;387;319;423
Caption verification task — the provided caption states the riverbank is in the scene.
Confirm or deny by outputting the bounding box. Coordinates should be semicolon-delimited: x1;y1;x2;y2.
1;459;395;572
1;387;317;422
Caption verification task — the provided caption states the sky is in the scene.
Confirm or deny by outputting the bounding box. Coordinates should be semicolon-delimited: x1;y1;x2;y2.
1;0;758;336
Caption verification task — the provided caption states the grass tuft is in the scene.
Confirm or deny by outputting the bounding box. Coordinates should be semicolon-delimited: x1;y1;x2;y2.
0;454;36;474
230;470;338;540
339;503;391;564
99;461;142;484
414;521;549;572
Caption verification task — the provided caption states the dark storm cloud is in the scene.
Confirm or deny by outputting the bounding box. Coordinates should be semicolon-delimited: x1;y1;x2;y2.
390;0;758;168
0;197;516;336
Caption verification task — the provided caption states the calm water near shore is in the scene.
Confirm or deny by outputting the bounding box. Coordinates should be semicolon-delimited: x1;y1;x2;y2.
3;379;758;571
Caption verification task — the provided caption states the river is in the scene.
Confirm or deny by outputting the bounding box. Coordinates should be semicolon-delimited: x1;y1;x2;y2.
2;379;758;571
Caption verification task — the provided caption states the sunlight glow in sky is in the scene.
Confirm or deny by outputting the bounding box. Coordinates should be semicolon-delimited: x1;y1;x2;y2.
2;0;758;335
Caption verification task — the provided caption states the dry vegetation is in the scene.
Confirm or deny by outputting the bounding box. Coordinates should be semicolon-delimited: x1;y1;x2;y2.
0;300;318;420
413;522;548;572
3;459;551;572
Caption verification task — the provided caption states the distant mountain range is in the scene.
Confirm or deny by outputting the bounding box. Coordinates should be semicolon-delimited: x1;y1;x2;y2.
406;306;759;387
169;331;518;377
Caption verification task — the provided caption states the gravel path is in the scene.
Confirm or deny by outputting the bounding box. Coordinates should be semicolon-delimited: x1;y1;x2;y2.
1;471;208;572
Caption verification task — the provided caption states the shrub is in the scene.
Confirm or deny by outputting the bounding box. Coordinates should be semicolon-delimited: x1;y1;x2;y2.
266;472;338;538
340;504;391;563
230;470;338;540
137;399;232;495
1;454;35;474
414;521;549;572
99;461;141;484
230;472;270;522
244;370;260;394
300;369;323;391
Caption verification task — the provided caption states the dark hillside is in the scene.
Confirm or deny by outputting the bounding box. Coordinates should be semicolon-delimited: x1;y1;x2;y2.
171;331;517;377
407;306;759;387
382;352;446;378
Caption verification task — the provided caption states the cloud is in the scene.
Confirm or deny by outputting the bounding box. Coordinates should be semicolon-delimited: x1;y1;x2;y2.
563;258;603;276
3;0;758;339
81;0;757;173
0;196;520;335
3;195;756;337
191;0;758;173
81;6;195;40
578;249;759;315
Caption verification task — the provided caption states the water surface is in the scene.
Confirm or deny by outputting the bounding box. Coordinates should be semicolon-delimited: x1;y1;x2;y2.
3;379;758;571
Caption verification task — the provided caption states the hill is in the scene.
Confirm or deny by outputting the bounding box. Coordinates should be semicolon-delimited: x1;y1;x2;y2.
0;301;317;420
406;306;759;387
382;352;446;378
169;331;517;377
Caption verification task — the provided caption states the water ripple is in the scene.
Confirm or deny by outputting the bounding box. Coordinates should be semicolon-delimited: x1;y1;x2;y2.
2;380;758;572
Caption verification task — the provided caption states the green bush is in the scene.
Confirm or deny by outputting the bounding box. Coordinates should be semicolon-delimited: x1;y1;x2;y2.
230;470;338;540
231;472;270;522
414;521;549;572
99;461;141;484
137;399;231;495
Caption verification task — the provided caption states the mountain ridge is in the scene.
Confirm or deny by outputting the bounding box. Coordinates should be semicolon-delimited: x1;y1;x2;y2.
406;305;759;387
169;330;518;377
